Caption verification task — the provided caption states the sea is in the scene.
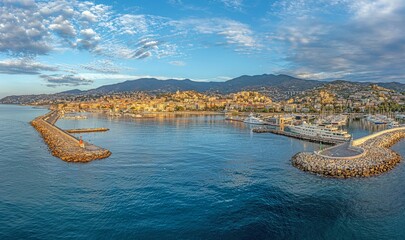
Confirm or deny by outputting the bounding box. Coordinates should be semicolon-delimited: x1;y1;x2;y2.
1;104;405;240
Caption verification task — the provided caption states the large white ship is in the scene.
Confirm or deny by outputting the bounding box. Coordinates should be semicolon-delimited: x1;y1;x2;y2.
288;122;351;142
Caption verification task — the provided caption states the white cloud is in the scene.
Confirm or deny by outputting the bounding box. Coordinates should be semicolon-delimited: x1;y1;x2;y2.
0;4;51;55
49;15;76;37
76;28;101;50
219;0;244;10
2;0;35;8
81;60;133;73
350;0;401;20
216;76;233;81
116;14;149;35
270;0;405;82
81;10;97;22
38;0;75;17
169;61;186;66
0;58;58;74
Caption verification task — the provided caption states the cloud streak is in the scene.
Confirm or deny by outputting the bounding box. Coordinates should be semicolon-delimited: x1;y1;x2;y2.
80;60;132;74
0;59;58;74
41;74;93;87
170;18;260;51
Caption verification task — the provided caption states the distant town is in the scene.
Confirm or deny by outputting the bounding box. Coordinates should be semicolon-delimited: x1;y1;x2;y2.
1;79;404;114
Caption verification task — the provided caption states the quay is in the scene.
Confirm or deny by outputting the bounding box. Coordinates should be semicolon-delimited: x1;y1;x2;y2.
292;127;405;178
31;111;111;162
253;128;341;144
66;128;109;133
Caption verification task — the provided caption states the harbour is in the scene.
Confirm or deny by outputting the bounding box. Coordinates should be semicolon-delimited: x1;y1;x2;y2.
1;104;405;239
1;0;405;237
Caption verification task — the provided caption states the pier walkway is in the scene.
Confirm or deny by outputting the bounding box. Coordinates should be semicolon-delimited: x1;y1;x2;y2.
318;142;364;158
31;111;111;162
352;127;405;146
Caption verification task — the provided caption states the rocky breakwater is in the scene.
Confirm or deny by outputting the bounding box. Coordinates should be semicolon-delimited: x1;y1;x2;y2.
31;112;111;162
292;130;405;178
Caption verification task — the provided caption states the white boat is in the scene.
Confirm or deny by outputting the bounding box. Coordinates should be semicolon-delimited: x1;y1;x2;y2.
288;122;351;142
395;114;405;120
317;115;347;126
61;115;87;120
366;114;390;124
243;113;264;125
388;121;400;128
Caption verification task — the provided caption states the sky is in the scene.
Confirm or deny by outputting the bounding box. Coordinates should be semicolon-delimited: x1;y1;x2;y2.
0;0;405;97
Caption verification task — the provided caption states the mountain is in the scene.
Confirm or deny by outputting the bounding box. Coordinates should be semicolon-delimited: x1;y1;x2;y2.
85;74;324;94
88;78;221;94
221;74;322;92
324;80;405;94
57;89;85;95
376;82;405;93
1;74;404;104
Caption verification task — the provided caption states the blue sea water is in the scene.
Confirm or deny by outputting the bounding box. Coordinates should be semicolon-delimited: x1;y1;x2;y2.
0;104;405;239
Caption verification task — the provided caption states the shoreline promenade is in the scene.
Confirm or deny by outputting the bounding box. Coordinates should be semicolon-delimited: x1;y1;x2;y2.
31;111;111;162
292;127;405;178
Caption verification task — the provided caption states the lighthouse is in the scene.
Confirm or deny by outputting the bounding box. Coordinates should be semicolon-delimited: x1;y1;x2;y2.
79;136;85;148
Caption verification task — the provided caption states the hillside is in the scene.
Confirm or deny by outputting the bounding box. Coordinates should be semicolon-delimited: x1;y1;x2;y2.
1;74;404;104
85;74;324;94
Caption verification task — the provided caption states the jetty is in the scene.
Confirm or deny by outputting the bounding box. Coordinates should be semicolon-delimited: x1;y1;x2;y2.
253;128;341;144
31;111;111;162
66;128;109;133
292;127;405;178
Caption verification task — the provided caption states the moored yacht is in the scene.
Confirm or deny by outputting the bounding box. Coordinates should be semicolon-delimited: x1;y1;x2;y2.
288;122;351;142
243;113;264;125
366;114;392;124
388;121;400;128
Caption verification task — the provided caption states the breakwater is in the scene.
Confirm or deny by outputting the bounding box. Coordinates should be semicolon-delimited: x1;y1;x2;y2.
292;128;405;178
31;111;111;162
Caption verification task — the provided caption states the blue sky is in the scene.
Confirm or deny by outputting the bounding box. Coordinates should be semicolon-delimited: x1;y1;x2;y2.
0;0;404;97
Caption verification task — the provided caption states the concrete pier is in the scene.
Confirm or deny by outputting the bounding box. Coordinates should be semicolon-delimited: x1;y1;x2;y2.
66;128;109;133
31;111;111;162
292;127;405;178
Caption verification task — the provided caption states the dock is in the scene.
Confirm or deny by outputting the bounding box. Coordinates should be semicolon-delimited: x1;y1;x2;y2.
66;128;109;133
31;111;111;162
252;127;342;145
